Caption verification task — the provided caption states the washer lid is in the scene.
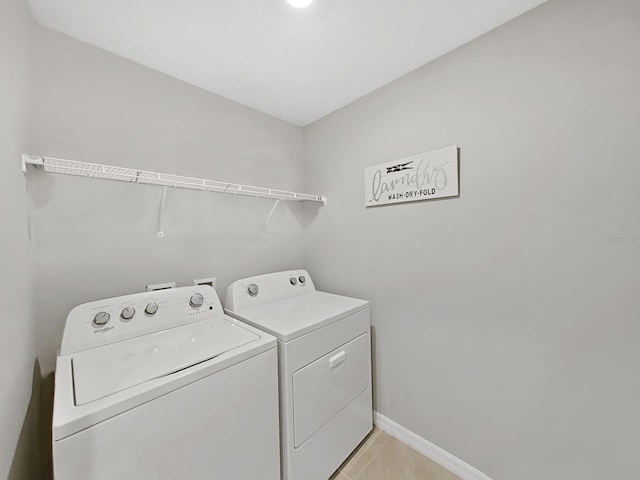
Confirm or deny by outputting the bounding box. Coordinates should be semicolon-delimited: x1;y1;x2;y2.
226;292;369;342
72;317;259;405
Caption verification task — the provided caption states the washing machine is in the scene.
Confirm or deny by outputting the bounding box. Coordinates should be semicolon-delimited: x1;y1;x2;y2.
225;270;372;480
52;285;281;480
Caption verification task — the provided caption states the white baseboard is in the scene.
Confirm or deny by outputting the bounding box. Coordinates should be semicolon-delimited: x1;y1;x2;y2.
373;411;492;480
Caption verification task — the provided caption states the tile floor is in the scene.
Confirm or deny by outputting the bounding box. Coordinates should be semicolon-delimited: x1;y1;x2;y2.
330;427;461;480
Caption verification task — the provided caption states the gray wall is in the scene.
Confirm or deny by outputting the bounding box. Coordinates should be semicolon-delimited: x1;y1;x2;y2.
0;0;43;479
303;0;640;478
28;26;308;374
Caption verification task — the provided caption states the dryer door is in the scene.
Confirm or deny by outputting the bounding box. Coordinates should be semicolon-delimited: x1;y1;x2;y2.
292;332;370;447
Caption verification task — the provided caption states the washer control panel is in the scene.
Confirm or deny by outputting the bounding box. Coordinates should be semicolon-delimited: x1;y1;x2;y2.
225;269;315;312
61;285;221;355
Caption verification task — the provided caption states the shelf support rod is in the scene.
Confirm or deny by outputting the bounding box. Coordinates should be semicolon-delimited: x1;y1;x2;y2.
260;197;284;238
157;187;168;238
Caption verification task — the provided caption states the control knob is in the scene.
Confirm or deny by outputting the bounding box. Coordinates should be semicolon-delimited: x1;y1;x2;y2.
290;277;298;285
190;293;204;308
247;283;259;297
93;312;110;327
145;303;158;315
298;275;306;284
120;307;136;321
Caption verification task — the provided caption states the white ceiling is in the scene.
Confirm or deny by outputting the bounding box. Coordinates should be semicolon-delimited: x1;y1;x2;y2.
28;0;547;126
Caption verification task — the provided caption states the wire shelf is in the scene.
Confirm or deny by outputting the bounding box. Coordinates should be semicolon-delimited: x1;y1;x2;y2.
22;155;327;204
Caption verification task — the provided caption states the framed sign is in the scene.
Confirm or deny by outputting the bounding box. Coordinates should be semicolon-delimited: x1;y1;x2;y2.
364;145;459;207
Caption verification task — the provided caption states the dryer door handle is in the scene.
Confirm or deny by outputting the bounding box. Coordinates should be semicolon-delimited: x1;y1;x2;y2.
329;351;346;368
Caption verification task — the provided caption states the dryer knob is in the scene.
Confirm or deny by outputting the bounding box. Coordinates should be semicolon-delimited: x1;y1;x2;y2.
247;283;259;297
93;312;110;327
145;303;159;315
298;275;306;284
290;277;298;285
120;307;136;321
189;293;204;308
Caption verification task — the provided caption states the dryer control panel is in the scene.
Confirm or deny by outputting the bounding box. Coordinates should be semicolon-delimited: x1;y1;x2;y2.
60;286;221;355
225;269;315;311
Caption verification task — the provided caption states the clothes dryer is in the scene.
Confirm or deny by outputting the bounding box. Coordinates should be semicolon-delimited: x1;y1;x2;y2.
225;270;372;480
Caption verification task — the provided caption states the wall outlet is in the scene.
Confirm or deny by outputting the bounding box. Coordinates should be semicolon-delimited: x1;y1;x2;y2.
146;281;177;292
193;277;216;290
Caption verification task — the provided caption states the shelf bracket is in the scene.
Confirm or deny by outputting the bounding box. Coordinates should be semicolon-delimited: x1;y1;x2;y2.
22;154;44;174
260;197;284;238
157;187;168;238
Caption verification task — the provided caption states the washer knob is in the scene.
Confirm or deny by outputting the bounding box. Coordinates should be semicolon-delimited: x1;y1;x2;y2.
290;277;298;285
145;303;158;315
247;283;259;297
190;293;205;308
121;307;136;321
93;312;110;327
298;275;306;284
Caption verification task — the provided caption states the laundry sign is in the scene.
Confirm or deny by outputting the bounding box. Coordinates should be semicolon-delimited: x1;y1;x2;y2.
364;145;459;207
